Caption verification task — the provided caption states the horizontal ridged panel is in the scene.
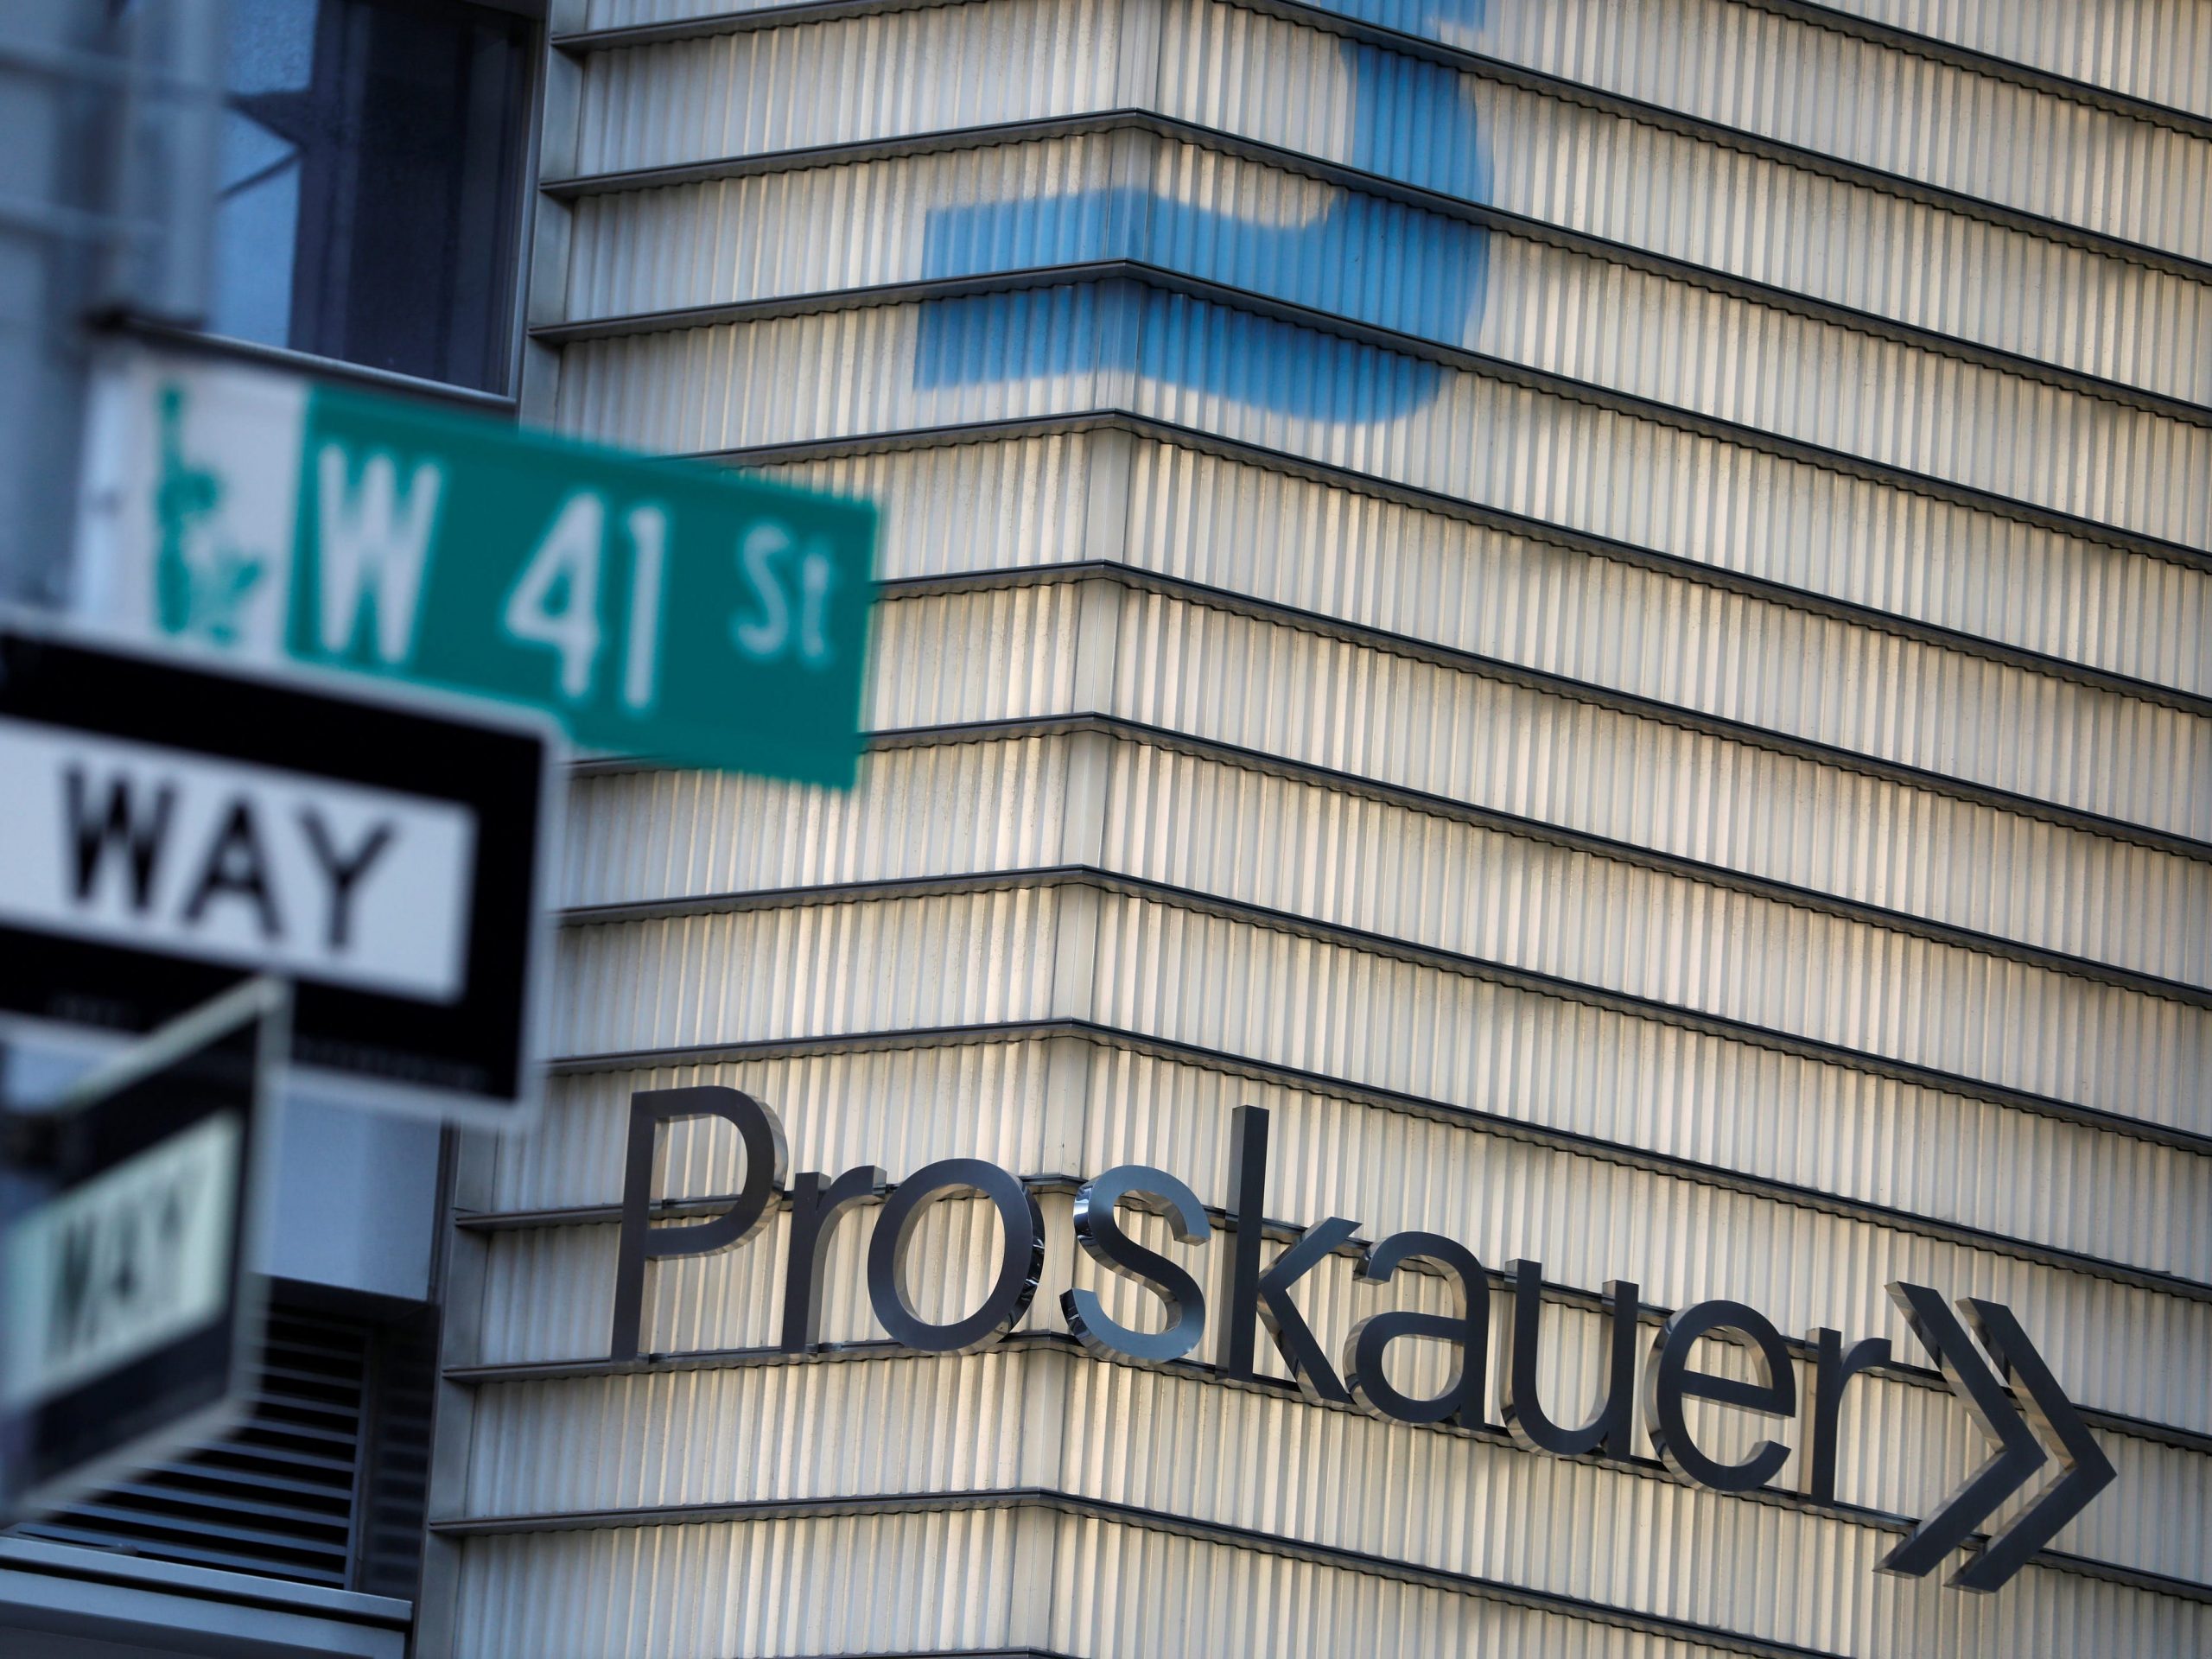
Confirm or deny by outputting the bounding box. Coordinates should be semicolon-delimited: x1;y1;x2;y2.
556;741;2212;1281
510;977;2210;1291
560;736;2212;1144
559;728;2212;1146
556;289;2212;697
1323;0;2212;257
565;135;2212;543
738;429;2212;946
1038;1504;2162;1659
561;735;1074;911
861;580;1089;732
1088;895;2212;1427
1098;582;2212;976
575;0;759;28
454;1508;1033;1657
1823;0;2212;117
571;0;2212;135
1116;439;2212;874
842;580;2212;1008
742;429;1096;582
571;0;1125;176
474;1211;2212;1592
1065;1350;2200;1636
1091;887;2211;1304
725;431;2212;990
454;1345;2212;1612
564;137;1122;322
581;0;782;28
466;1357;1041;1514
1157;1;2212;374
1213;0;2206;399
454;1504;1758;1659
569;0;2212;402
557;734;2212;1071
554;887;1066;1058
1107;740;2212;1138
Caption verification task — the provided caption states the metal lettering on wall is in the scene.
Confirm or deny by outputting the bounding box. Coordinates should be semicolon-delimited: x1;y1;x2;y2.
609;1089;2115;1595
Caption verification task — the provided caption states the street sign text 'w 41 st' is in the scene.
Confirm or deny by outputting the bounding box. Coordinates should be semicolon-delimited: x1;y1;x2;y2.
76;346;877;785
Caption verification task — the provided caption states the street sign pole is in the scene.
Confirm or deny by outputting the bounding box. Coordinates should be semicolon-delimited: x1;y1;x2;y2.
0;976;288;1525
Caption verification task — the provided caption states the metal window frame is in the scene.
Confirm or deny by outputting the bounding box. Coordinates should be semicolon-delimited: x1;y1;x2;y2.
0;1535;409;1658
179;0;555;412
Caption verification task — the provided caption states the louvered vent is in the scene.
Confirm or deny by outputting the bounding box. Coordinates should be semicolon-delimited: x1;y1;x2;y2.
9;1300;368;1587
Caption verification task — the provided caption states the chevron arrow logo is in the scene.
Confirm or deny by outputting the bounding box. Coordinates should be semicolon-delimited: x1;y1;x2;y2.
1878;1281;2118;1592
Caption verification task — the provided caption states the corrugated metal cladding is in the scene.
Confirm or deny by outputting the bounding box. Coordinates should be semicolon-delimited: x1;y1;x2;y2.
435;0;2211;1652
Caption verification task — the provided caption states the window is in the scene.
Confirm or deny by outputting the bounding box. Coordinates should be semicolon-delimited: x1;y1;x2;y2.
213;0;534;393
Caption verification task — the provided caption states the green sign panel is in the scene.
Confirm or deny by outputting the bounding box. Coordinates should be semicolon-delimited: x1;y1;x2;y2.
78;348;876;785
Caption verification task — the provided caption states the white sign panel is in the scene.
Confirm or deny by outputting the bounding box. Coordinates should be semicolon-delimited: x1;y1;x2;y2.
1;1111;243;1410
75;352;308;657
0;621;554;1123
1;977;283;1523
0;717;477;1003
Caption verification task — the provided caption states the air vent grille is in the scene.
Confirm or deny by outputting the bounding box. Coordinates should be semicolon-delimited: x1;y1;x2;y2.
9;1303;367;1587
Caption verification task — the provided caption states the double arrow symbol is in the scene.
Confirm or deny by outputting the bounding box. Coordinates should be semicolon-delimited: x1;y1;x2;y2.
1878;1281;2117;1592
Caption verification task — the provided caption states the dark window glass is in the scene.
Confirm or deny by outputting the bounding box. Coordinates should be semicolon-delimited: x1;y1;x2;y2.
213;0;531;391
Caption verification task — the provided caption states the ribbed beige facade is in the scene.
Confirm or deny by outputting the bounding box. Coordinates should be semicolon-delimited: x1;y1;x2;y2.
423;1;2212;1654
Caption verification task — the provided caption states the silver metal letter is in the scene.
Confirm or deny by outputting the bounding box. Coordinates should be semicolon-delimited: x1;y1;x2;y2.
608;1087;788;1362
866;1158;1044;1354
1061;1164;1211;1365
1342;1230;1490;1427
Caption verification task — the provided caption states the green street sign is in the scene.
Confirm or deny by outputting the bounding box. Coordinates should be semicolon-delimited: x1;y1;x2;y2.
76;346;876;785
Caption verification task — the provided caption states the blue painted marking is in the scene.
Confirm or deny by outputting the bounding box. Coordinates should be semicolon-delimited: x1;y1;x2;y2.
914;2;1492;418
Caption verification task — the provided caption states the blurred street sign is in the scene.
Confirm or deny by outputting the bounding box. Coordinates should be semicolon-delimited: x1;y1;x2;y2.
76;343;878;786
0;978;285;1526
0;620;555;1124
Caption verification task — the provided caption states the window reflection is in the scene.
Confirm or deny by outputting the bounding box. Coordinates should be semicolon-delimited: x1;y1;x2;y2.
213;0;531;392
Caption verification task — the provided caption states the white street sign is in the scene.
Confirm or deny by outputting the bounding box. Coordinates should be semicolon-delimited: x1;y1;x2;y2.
0;620;556;1124
0;718;477;1003
2;1109;242;1411
0;979;284;1524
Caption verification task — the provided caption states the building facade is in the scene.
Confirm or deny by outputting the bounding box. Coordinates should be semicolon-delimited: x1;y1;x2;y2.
418;1;2212;1656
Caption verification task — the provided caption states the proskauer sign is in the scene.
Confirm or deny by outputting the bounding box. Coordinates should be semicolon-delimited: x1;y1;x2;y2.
609;1087;2115;1595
